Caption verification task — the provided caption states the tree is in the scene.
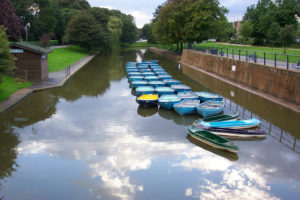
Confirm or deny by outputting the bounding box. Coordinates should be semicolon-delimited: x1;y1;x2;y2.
0;0;23;41
10;0;90;41
152;0;227;51
0;26;15;77
240;21;253;45
119;14;137;45
65;13;108;52
243;0;300;45
141;23;156;43
108;16;123;52
267;22;281;45
279;25;296;53
216;21;236;42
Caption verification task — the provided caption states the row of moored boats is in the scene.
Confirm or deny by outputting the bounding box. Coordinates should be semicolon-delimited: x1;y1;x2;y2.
126;60;266;154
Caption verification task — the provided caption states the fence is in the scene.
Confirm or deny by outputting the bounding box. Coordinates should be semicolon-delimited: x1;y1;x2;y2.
189;44;300;71
223;98;300;154
65;65;70;76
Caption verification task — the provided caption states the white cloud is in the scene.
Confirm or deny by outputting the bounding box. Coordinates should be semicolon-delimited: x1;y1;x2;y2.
129;11;153;28
100;5;114;10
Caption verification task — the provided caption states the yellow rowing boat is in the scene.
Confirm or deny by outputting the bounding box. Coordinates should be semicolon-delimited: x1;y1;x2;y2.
136;94;158;107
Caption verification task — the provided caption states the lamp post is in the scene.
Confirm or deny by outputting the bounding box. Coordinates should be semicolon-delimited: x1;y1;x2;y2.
25;23;30;41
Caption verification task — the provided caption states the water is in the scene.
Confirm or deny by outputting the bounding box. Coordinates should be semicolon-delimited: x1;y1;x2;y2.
0;49;300;200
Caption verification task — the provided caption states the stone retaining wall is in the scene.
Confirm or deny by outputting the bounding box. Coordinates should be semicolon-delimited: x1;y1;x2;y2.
149;47;181;62
181;49;300;105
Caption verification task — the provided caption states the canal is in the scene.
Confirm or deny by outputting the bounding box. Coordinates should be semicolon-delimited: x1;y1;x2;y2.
0;49;300;200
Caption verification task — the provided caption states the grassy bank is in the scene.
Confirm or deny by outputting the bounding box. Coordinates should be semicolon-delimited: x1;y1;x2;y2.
195;41;300;63
48;45;89;72
0;76;32;102
124;41;158;50
156;41;300;63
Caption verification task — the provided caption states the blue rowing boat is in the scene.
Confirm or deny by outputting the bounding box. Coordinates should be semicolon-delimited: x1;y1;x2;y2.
144;76;159;81
199;118;261;129
142;60;159;64
177;91;199;100
163;79;181;86
158;95;181;110
148;81;165;87
129;75;144;81
140;69;152;72
196;100;225;117
194;91;224;102
136;86;155;95
153;69;165;73
155;87;175;95
173;100;200;115
142;72;155;76
126;68;139;72
158;75;172;80
131;80;148;88
155;71;168;75
127;72;142;76
151;66;163;70
171;84;191;93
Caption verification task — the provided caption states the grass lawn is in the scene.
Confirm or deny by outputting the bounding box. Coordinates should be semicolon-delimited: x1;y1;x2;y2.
0;76;33;102
124;41;158;50
195;41;300;63
48;45;89;72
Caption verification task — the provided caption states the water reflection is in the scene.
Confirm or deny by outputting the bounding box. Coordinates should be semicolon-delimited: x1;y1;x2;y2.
158;107;198;126
137;105;158;117
0;125;20;185
0;49;299;200
186;135;238;161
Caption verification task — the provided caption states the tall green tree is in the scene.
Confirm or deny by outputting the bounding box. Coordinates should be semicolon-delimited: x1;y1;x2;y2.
108;16;123;52
240;21;253;45
152;0;227;51
243;0;299;45
0;26;15;77
65;13;108;52
119;14;137;45
141;23;156;43
10;0;90;41
267;22;281;45
279;25;297;53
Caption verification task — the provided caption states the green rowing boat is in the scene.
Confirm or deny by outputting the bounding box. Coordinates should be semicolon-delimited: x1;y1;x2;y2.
187;125;239;153
193;113;240;125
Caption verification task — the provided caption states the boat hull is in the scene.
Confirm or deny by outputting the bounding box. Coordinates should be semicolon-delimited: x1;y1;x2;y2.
199;113;240;122
188;133;238;153
200;118;261;129
173;105;197;115
196;101;225;117
136;99;158;107
187;126;239;153
195;125;266;139
159;101;179;110
136;94;158;107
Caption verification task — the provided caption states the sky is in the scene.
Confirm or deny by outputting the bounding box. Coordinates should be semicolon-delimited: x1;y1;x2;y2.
87;0;259;28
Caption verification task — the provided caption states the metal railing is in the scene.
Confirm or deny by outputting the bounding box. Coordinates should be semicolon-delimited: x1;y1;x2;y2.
189;44;300;71
223;98;300;154
65;65;70;76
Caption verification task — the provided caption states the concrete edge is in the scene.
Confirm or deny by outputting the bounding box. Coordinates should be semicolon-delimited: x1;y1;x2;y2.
0;55;95;115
